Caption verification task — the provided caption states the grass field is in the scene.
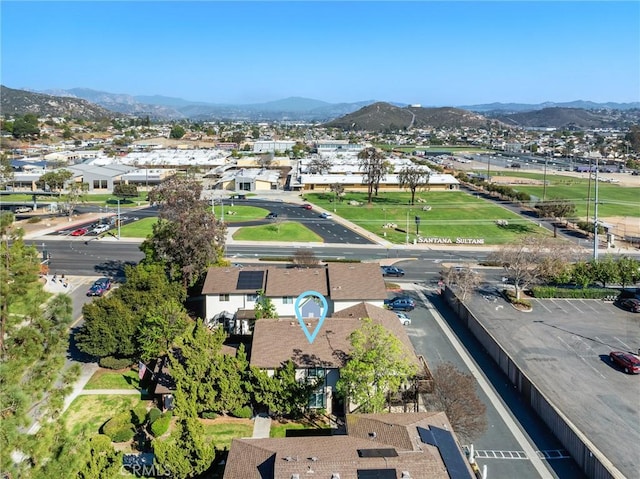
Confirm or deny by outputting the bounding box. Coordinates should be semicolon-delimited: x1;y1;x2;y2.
63;395;145;437
215;205;270;223
304;191;549;244
232;222;324;242
499;175;640;218
117;217;157;238
84;369;140;390
270;418;330;438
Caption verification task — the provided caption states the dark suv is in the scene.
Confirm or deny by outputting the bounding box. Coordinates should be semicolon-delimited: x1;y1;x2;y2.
384;296;416;311
619;298;640;313
381;266;405;277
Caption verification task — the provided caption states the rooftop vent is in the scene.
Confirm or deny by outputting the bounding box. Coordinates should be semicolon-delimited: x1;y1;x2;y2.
331;475;341;479
284;456;294;462
291;475;300;479
309;457;318;462
368;432;377;439
401;473;412;479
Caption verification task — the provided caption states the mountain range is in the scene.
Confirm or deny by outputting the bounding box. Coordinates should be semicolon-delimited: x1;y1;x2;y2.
1;85;639;130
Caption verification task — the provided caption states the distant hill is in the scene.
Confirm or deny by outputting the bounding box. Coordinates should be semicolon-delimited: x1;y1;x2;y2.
322;102;497;131
461;100;640;113
490;107;640;129
1;85;114;120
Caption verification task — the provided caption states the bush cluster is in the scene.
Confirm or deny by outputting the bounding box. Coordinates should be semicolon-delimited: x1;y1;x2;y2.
131;404;148;426
102;412;135;443
463;177;531;203
150;411;173;437
231;405;253;419
201;411;218;420
502;290;532;308
147;407;162;424
99;356;132;370
531;286;616;299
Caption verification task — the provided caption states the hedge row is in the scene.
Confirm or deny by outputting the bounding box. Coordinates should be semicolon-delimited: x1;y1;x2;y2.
231;406;253;419
102;412;135;443
531;286;617;299
99;356;132;370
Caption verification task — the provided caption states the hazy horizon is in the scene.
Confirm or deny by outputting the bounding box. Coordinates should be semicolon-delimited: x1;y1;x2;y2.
2;1;639;106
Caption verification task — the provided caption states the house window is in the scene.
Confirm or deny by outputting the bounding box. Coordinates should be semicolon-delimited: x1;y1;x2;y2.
219;294;229;302
308;386;325;409
307;368;325;379
283;296;293;304
246;293;258;302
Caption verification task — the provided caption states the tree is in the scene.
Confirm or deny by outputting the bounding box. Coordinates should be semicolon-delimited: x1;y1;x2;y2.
535;198;577;236
113;183;139;199
169;125;186;139
488;236;574;299
292;249;321;268
358;147;389;203
254;289;278;319
138;300;190;362
616;256;640;289
398;166;430;205
38;169;73;193
62;181;89;216
426;363;487;442
441;266;482;302
144;177;226;287
77;434;123;479
170;321;250;417
336;318;418;413
329;182;345;203
11;114;40;139
0;153;14;189
153;417;215;479
308;157;332;175
257;154;273;169
571;261;592;289
76;262;185;359
590;256;619;288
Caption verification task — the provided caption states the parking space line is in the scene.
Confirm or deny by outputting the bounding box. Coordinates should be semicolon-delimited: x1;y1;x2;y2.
549;299;568;314
613;336;634;350
534;300;552;313
581;301;601;313
565;300;584;314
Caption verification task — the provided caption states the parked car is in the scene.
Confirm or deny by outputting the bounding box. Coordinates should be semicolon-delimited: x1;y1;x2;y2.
70;227;88;236
87;277;112;297
302;204;313;210
381;266;405;277
319;212;333;219
266;212;278;219
395;312;412;326
384;296;416;312
609;351;640;374
14;206;32;213
618;298;640;313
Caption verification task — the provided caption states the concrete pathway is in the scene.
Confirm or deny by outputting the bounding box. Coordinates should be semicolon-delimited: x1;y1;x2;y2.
252;413;272;438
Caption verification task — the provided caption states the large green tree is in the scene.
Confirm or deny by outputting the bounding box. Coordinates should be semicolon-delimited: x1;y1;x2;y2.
38;169;73;193
336;318;418;413
153;417;215;479
144;177;226;287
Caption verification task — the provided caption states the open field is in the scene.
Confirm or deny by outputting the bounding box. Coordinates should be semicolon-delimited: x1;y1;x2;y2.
305;191;550;244
200;417;254;449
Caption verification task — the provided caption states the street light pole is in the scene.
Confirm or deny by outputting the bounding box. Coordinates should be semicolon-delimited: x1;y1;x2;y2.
406;208;410;245
117;199;121;240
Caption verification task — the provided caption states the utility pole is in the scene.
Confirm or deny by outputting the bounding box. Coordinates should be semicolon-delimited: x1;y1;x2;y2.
593;158;599;261
117;199;121;240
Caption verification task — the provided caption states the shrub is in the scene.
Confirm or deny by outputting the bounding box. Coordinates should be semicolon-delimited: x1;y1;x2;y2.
502;290;532;308
27;216;42;224
131;404;148;426
231;406;253;419
147;407;162;424
150;412;172;437
531;286;617;299
99;356;132;370
102;412;135;443
201;411;218;420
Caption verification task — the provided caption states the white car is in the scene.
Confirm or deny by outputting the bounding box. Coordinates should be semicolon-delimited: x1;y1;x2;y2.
319;212;333;219
396;312;412;326
92;224;110;234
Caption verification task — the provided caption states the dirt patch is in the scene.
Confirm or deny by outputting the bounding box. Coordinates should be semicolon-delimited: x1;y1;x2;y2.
490;176;545;185
602;216;640;237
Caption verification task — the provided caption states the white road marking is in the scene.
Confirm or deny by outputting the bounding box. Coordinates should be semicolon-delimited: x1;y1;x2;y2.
613;336;633;350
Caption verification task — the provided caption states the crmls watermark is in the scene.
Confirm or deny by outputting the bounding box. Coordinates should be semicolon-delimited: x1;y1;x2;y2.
121;463;171;477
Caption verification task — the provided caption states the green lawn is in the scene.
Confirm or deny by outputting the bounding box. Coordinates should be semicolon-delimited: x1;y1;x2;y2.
477;171;640;218
63;395;145;437
270;419;330;438
304;191;549;244
84;369;140;390
213;205;270;223
232;222;324;242
117;217;157;238
201;419;254;449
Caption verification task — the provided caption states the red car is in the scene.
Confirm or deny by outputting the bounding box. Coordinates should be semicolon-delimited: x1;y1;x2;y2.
71;227;88;236
609;351;640;374
302;204;313;210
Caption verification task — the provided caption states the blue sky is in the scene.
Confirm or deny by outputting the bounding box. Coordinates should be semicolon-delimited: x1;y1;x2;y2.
2;1;639;106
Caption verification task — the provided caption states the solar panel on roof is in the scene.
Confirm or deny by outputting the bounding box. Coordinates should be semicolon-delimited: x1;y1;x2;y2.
236;270;264;290
417;426;474;479
357;449;399;458
356;470;397;479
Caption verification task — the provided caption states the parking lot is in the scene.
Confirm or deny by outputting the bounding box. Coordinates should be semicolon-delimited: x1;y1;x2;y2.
465;292;640;479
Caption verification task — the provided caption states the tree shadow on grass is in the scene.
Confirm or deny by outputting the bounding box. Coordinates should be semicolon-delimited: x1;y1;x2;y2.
498;223;536;234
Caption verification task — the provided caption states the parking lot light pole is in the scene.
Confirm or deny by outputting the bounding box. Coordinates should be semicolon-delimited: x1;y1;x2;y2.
117;199;121;240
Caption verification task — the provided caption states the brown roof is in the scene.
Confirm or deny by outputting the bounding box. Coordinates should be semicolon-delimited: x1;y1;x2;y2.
223;412;469;479
250;317;358;369
201;263;386;300
327;262;388;300
250;303;422;370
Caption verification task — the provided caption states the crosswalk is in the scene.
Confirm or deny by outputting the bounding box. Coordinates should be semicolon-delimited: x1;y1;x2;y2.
471;449;571;461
